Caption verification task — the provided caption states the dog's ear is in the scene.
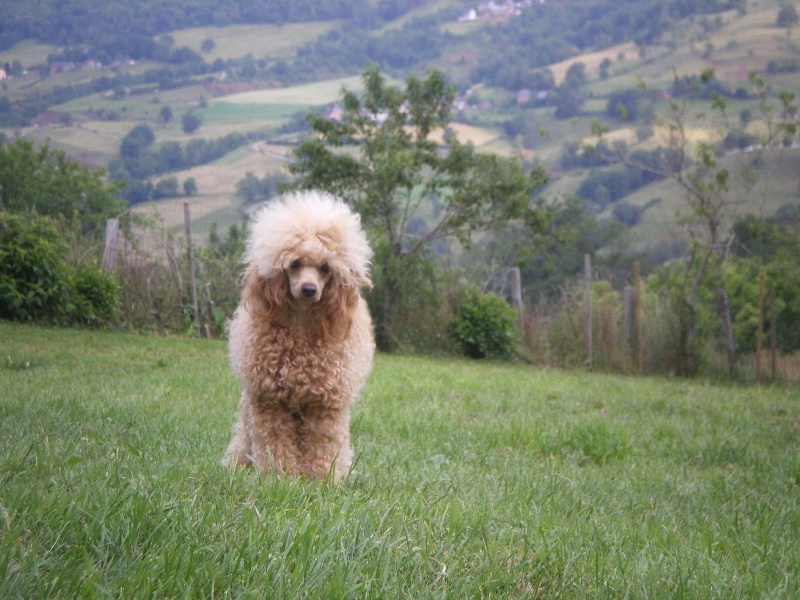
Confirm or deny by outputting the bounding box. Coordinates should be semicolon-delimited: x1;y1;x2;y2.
350;269;372;290
241;266;290;320
311;282;359;344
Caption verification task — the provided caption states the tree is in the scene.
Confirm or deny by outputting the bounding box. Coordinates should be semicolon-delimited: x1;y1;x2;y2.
589;69;797;374
181;111;202;134
183;177;197;196
159;105;174;123
0;139;123;235
120;123;155;159
776;5;799;29
235;171;287;205
554;63;587;119
153;177;179;199
289;63;546;349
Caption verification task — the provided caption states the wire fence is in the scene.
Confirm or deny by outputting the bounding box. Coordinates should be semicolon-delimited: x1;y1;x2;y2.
103;201;242;337
100;206;798;384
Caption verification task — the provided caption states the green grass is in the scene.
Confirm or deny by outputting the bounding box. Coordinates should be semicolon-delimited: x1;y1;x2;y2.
2;322;799;597
0;40;56;68
167;22;340;62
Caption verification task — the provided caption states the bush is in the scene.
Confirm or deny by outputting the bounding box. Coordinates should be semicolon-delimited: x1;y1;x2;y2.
452;288;519;359
0;212;120;327
0;213;72;323
71;263;121;326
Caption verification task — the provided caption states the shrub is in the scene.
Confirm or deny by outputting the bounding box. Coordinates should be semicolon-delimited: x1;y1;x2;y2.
0;212;72;323
452;288;519;359
71;263;121;327
0;212;120;327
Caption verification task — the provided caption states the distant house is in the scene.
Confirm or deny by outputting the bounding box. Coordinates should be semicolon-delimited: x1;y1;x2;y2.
49;62;75;75
516;89;532;105
0;68;6;81
323;104;342;123
457;1;536;24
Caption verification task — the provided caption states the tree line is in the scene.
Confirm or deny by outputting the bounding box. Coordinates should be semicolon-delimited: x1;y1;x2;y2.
109;123;267;204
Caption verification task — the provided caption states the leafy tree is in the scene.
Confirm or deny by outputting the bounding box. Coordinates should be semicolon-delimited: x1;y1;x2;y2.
183;177;197;196
589;69;797;374
235;172;262;204
120;124;155;160
235;171;288;205
0;139;123;235
599;57;612;80
289;64;547;349
612;201;644;226
153;177;179;199
156;141;184;171
159;105;174;123
728;213;800;352
554;63;587;119
776;5;799;28
181;111;202;134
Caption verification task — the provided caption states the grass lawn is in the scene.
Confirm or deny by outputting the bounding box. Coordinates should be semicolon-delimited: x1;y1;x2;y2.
1;322;799;597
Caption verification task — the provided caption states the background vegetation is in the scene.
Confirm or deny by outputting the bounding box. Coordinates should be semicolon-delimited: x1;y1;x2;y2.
0;0;799;379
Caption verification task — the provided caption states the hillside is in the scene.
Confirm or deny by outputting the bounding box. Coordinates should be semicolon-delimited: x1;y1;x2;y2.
0;0;798;251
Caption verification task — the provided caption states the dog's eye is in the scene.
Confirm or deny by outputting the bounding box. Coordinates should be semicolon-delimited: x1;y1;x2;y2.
289;260;301;270
320;263;331;275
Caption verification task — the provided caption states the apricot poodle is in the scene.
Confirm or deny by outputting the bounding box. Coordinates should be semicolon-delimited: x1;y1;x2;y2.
222;191;374;482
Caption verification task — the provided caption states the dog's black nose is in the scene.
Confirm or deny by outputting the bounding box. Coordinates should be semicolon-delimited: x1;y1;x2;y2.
301;284;317;298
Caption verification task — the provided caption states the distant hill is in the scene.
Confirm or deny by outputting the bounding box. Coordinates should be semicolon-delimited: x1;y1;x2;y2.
1;0;797;253
1;0;745;83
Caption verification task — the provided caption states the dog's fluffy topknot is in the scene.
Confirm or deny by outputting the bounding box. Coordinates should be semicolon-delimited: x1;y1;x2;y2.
245;191;372;289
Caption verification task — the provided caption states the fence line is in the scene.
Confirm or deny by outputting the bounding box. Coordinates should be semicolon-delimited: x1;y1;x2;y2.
103;205;790;382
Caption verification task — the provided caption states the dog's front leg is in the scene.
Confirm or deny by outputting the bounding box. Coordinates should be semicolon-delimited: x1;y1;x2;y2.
221;393;253;467
248;403;304;476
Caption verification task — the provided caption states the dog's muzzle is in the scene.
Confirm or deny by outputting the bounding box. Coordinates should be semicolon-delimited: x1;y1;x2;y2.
301;284;318;299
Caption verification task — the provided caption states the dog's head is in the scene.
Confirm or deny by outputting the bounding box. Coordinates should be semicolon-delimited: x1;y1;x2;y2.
240;191;372;341
285;255;333;304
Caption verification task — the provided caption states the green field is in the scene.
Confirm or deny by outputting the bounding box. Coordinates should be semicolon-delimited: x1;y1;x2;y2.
2;322;799;597
217;75;370;106
167;22;340;62
0;39;56;68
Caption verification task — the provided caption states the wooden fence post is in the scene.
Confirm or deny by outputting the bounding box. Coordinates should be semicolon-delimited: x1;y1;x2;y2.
184;203;201;336
102;218;119;270
584;254;592;368
508;266;523;327
623;285;635;363
755;273;764;386
770;288;777;382
634;261;643;375
717;288;737;379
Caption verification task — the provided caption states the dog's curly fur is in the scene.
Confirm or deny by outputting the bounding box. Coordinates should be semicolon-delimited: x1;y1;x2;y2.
222;191;374;482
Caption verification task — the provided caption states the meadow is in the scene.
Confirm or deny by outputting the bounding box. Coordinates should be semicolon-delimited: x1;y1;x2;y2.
1;321;799;598
167;22;340;63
